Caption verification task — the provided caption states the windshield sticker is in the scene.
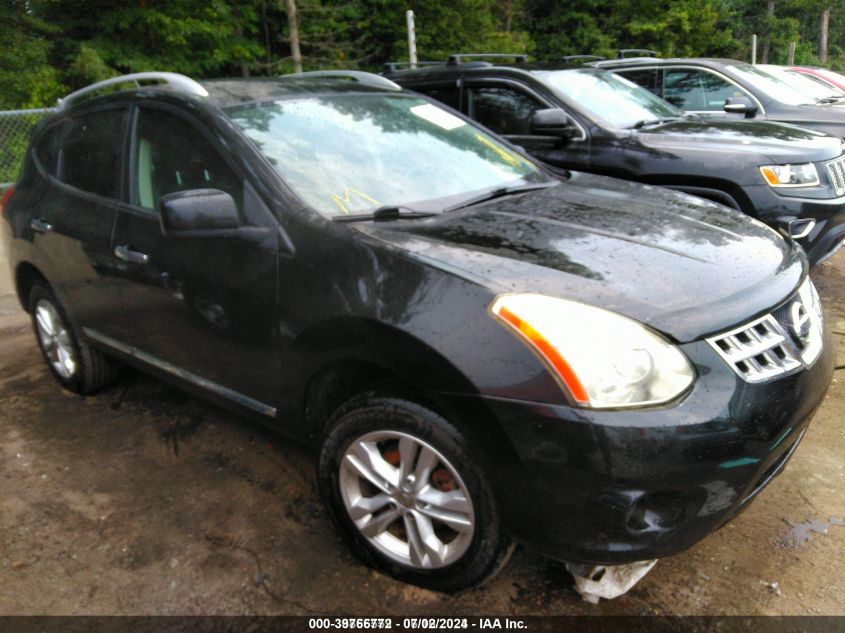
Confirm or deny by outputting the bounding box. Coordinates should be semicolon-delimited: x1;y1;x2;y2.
410;104;466;131
331;187;381;214
474;133;529;168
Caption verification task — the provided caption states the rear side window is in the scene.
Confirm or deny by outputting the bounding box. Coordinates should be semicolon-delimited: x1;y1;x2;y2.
467;86;544;135
415;86;461;110
60;109;126;198
132;108;242;213
34;124;62;176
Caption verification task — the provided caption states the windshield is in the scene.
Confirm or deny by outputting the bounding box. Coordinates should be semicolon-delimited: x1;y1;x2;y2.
798;70;844;92
228;94;547;217
541;68;680;128
726;64;815;105
813;67;845;88
757;65;842;99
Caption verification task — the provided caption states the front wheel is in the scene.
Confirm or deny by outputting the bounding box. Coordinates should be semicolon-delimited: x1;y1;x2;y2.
317;394;514;592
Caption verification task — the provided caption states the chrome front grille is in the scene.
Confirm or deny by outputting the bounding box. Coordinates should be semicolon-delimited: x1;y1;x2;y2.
708;315;802;383
826;156;845;195
707;280;824;384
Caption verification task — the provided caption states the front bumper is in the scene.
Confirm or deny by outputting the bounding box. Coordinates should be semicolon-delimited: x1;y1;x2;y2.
442;320;835;565
746;184;845;265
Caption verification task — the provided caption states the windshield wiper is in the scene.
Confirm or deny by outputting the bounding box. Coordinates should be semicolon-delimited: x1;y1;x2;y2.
815;95;845;104
332;205;437;223
629;116;682;129
443;182;558;213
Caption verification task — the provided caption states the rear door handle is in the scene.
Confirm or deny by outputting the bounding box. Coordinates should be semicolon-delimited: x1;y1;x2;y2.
30;218;53;233
114;244;150;265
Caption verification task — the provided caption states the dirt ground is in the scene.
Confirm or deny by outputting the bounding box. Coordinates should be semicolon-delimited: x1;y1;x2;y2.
0;258;12;297
0;253;844;616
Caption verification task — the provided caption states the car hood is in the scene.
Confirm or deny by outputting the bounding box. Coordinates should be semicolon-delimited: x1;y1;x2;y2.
632;118;843;163
763;103;845;133
355;172;804;342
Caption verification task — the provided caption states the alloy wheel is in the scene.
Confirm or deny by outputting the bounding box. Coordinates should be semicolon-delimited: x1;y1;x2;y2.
338;430;475;569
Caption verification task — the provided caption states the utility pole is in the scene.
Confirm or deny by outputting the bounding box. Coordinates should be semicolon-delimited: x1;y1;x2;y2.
406;10;417;69
820;7;830;64
788;41;796;65
284;0;303;73
752;34;757;64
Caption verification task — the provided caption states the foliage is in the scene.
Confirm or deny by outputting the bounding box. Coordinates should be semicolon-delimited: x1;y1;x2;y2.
3;0;845;109
616;1;739;57
0;4;64;109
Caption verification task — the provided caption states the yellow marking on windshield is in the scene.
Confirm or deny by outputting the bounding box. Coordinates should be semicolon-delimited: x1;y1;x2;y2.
474;133;528;168
332;188;382;215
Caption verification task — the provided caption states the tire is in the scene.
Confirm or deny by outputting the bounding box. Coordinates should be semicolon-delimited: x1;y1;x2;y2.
317;393;514;592
28;281;119;394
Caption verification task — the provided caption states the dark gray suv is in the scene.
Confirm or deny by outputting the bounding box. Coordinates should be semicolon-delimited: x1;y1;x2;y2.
1;70;834;592
386;56;845;264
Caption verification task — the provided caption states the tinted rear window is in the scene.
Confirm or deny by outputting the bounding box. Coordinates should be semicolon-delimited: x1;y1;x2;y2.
34;124;62;176
414;86;461;110
60;109;126;198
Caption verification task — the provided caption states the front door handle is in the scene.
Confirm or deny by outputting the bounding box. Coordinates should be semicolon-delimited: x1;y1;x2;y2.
30;218;53;233
114;244;150;265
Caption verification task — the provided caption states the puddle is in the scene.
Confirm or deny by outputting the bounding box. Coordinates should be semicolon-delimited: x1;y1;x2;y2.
785;517;845;544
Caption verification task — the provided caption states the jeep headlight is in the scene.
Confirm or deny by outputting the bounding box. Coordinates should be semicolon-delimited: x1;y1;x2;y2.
759;163;819;187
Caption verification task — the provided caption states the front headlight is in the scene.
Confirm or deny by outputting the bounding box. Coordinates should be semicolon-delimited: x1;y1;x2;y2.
490;294;695;409
759;163;819;187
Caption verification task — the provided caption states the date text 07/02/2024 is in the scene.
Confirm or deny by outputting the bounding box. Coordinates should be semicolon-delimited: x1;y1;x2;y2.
307;617;527;629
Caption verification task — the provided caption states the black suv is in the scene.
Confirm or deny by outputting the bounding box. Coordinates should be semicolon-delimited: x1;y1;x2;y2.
385;57;845;264
1;71;834;591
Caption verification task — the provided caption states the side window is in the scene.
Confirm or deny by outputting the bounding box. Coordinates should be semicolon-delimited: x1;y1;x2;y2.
60;109;126;198
415;86;461;111
663;69;707;109
664;69;749;111
132;108;242;213
700;71;749;109
617;68;662;98
467;86;544;136
34;123;62;176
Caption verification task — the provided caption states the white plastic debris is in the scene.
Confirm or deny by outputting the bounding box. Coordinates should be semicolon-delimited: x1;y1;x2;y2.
762;580;782;596
565;559;657;604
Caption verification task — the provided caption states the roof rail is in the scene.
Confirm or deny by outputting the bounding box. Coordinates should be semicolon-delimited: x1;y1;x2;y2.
447;53;528;66
617;49;659;59
561;55;607;63
594;56;662;67
382;61;445;74
57;72;208;110
282;70;401;91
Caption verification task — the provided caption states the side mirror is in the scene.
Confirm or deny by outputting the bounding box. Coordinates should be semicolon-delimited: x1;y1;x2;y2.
160;189;239;237
530;108;577;137
724;96;758;118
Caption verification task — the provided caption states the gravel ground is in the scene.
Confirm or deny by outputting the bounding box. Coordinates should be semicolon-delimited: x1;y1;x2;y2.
0;251;844;616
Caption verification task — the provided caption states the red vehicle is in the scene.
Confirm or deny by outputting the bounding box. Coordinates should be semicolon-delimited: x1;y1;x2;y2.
789;66;845;93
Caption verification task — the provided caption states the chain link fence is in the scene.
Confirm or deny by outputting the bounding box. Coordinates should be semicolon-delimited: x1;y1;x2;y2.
0;107;56;189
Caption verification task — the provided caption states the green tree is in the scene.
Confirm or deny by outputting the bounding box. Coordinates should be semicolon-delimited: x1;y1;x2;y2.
524;0;739;60
0;2;64;108
34;0;264;77
6;0;845;110
615;0;739;57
